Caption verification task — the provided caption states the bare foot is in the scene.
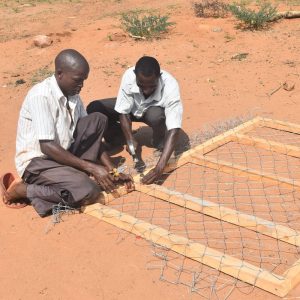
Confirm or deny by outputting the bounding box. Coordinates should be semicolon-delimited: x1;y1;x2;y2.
1;173;28;209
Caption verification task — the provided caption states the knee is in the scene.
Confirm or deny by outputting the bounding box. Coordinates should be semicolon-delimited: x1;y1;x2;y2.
88;112;108;131
149;113;166;128
87;100;104;114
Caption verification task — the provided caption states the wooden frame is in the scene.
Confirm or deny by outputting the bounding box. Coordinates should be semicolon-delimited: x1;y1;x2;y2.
83;117;300;297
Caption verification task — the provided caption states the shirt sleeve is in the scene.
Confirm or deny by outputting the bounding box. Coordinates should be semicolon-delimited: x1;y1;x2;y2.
78;97;88;118
28;95;55;140
114;71;134;114
163;78;183;130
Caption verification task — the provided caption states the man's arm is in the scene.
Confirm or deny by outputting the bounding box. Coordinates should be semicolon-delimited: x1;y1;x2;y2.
141;128;179;184
119;114;138;151
40;140;117;193
141;74;183;184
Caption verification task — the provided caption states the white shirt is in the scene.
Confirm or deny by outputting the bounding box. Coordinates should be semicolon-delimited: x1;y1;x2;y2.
115;67;183;130
15;75;87;177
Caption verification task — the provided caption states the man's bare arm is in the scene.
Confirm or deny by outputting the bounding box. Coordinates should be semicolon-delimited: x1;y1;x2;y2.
142;128;179;184
119;114;138;150
40;140;116;192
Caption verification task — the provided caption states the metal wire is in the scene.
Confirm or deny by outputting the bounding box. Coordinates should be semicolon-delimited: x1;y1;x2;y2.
95;117;300;298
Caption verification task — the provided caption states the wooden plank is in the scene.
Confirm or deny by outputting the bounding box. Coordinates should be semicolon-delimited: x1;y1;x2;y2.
96;117;262;204
83;202;288;297
165;117;262;171
190;155;300;189
258;118;300;135
137;184;300;247
283;258;300;293
81;117;300;296
232;133;300;158
116;117;261;185
180;117;261;157
96;186;129;205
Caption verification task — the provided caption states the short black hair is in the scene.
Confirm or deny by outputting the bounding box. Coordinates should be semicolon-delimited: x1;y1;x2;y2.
55;49;89;73
134;56;160;77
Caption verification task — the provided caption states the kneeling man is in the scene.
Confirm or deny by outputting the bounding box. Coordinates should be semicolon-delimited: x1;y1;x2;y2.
1;49;133;217
87;56;183;184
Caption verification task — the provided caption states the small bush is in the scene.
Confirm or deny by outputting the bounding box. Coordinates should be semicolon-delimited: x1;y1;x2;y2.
121;11;175;40
193;0;229;18
228;2;277;29
31;65;53;85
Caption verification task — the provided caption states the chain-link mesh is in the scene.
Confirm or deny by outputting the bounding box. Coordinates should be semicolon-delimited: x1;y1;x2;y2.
85;117;300;299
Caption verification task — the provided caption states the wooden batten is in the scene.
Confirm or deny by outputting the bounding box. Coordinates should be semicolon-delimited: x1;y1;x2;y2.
83;117;300;297
283;258;300;293
137;184;300;247
258;118;300;135
190;155;300;189
83;203;289;297
233;133;300;158
173;117;261;157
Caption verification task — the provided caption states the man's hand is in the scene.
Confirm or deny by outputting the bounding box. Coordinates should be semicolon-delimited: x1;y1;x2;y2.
141;166;163;185
141;129;180;185
116;173;135;192
92;165;116;193
98;150;134;192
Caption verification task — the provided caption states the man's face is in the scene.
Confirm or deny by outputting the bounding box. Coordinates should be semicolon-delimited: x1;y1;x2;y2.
136;72;159;98
56;66;89;97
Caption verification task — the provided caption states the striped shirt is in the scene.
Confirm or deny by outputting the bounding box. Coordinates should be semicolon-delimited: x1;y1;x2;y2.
114;67;183;130
15;75;87;177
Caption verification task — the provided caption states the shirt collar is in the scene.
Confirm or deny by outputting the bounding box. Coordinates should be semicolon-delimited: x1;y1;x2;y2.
50;75;67;104
130;76;164;102
50;75;77;106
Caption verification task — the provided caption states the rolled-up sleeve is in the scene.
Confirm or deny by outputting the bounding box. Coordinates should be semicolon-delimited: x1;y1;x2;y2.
164;79;183;130
28;95;55;140
114;71;134;114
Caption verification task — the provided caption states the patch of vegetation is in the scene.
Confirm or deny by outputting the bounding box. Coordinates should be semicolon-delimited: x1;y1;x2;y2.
231;52;249;60
121;11;175;40
193;0;229;18
113;58;129;69
228;1;277;29
224;32;235;42
31;65;53;86
15;79;26;86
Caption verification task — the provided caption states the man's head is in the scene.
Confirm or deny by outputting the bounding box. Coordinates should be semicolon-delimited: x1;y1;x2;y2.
134;56;161;98
55;49;89;97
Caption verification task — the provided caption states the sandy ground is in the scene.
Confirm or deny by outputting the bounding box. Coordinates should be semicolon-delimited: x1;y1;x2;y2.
1;0;300;299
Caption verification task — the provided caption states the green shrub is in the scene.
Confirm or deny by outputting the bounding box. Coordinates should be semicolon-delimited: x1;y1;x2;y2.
228;2;277;29
121;11;175;40
193;0;229;18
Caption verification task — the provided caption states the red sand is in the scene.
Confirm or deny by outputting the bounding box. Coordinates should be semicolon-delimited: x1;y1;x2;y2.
1;1;300;299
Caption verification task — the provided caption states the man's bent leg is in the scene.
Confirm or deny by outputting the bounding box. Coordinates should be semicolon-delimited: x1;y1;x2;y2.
86;98;124;145
69;112;108;161
23;158;101;217
141;106;167;148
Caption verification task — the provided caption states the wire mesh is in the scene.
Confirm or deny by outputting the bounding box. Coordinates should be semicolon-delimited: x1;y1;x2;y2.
87;117;300;299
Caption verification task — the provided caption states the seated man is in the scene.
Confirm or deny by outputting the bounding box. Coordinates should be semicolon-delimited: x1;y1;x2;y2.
87;56;183;184
0;49;133;217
